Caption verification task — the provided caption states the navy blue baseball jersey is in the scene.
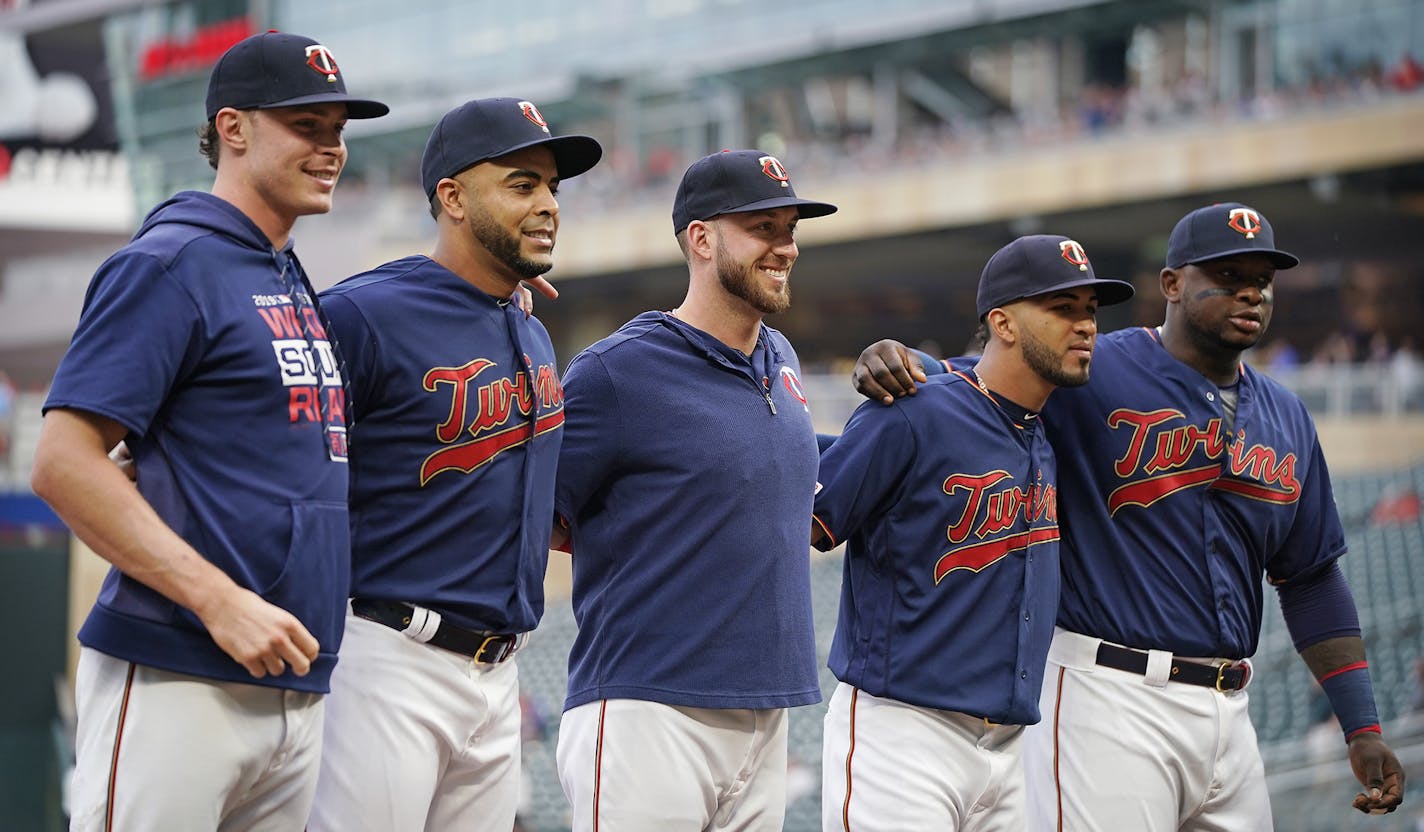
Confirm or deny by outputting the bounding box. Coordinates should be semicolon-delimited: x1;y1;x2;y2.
555;312;821;712
813;371;1060;724
939;326;1345;658
45;192;351;692
320;255;563;634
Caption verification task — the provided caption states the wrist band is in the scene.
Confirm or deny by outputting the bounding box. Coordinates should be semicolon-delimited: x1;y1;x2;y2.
1319;662;1381;741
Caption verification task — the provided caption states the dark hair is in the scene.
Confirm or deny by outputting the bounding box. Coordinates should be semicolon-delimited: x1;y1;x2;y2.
197;119;220;169
429;190;442;221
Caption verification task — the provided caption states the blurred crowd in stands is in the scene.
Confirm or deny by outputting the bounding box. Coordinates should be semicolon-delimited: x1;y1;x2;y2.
1250;259;1423;408
3;48;1423;477
562;49;1424;213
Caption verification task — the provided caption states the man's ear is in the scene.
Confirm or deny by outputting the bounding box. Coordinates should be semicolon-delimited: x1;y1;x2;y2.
684;220;715;262
985;307;1017;345
1160;267;1183;303
434;178;465;222
213;107;248;153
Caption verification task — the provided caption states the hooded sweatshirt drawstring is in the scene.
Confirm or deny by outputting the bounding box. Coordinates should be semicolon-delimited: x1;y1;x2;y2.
274;250;348;460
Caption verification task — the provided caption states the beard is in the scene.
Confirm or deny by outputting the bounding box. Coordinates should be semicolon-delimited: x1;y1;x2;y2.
1022;326;1091;388
716;239;790;315
469;204;552;280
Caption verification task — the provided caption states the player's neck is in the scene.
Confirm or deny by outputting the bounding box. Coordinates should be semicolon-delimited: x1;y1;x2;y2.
974;349;1052;412
210;179;295;250
671;282;763;354
432;232;521;301
1157;321;1244;387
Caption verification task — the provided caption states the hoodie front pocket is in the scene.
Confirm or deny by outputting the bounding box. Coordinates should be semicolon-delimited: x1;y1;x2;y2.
260;499;351;654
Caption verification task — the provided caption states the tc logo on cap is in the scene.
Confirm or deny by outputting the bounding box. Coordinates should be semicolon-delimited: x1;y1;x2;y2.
519;101;551;133
760;155;791;188
1228;207;1262;239
1059;239;1090;272
304;45;339;82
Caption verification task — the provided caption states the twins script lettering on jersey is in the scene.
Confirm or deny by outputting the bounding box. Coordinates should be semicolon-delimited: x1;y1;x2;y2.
934;470;1059;583
419;357;565;485
1105;408;1301;514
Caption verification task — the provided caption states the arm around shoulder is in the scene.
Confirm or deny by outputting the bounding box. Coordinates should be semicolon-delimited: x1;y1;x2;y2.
850;339;949;404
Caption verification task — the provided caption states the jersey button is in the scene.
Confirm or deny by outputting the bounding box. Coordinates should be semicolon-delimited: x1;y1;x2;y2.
1024;612;1031;621
1206;391;1216;402
1020;670;1028;679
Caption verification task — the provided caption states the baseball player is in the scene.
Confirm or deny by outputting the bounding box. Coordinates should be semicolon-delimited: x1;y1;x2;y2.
813;235;1133;831
29;32;386;830
307;99;601;832
551;149;836;831
851;203;1406;828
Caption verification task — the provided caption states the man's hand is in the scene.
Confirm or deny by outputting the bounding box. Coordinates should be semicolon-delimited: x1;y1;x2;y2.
33;409;322;680
1347;731;1406;814
193;585;321;678
852;339;927;405
514;276;560;318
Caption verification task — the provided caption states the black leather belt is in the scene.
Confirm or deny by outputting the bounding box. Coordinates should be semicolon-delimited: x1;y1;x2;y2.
1095;643;1250;691
352;598;519;663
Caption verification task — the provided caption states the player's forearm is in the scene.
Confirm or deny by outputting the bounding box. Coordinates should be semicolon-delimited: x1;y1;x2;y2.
1277;565;1380;740
31;411;242;618
1299;635;1366;677
1299;635;1383;741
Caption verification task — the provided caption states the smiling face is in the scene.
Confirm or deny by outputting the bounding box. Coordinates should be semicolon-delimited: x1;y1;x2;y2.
707;206;799;315
453;145;560;290
1166;252;1277;354
1008;285;1100;387
239;103;349;219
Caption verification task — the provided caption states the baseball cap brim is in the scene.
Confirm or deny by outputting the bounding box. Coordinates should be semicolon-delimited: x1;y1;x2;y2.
1002;275;1136;310
531;135;604;180
708;195;839;221
449;134;604;184
252;92;390;119
1178;246;1299;270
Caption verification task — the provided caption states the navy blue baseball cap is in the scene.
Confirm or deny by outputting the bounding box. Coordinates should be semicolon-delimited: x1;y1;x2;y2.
205;32;388;120
976;234;1135;319
1166;202;1299;269
420;98;603;198
672;149;837;234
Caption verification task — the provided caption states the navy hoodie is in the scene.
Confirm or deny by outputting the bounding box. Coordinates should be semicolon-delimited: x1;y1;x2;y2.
555;312;821;711
46;191;351;693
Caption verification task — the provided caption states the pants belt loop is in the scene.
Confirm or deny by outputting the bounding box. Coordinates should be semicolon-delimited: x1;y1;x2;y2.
1144;649;1173;688
401;604;442;643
